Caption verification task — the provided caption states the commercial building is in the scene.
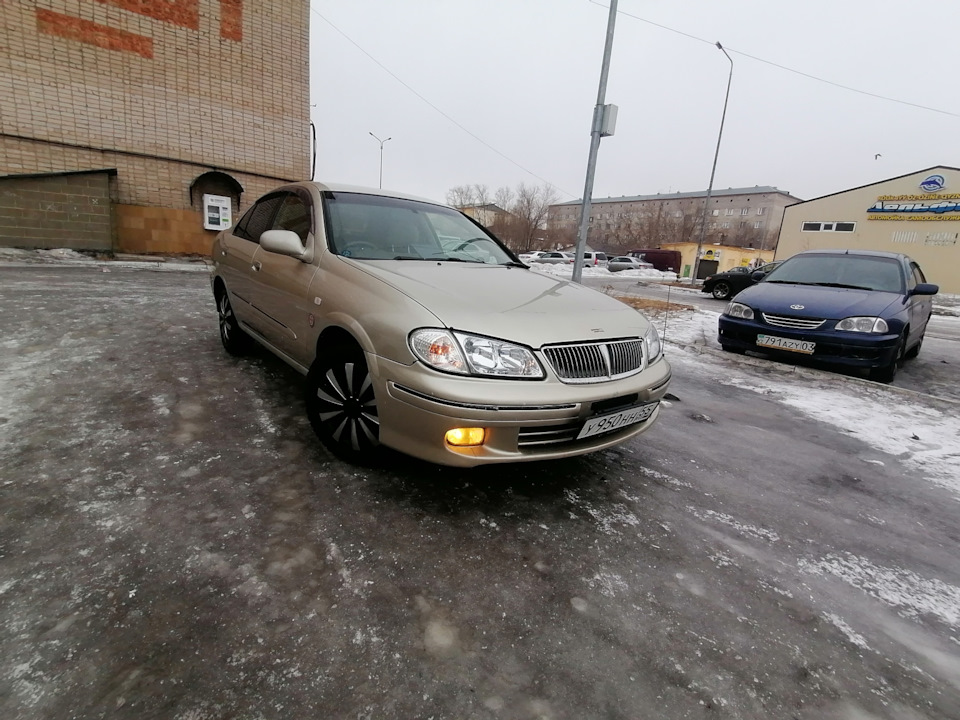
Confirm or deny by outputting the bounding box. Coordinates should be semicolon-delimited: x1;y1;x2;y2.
776;166;960;294
0;0;309;254
547;186;801;260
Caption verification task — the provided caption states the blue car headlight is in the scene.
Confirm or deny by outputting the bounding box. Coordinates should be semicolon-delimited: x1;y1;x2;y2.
724;302;754;320
836;316;889;333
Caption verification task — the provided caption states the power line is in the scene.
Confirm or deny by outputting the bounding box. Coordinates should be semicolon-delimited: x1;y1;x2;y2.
595;1;960;119
310;7;578;198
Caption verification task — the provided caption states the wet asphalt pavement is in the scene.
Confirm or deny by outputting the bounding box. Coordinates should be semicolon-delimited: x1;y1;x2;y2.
2;267;959;720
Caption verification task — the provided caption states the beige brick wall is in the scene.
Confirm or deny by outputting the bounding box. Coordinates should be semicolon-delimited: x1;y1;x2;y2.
1;0;308;213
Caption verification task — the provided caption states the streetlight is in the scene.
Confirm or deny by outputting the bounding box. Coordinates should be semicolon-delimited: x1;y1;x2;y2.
691;41;733;285
368;132;391;189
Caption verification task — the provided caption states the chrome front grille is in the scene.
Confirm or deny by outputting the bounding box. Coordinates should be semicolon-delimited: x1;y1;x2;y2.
762;313;825;330
542;338;644;384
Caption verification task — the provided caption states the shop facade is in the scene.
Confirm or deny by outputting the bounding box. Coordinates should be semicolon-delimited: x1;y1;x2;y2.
776;167;960;293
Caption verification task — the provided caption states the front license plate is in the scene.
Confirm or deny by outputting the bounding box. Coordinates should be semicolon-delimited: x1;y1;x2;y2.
756;334;815;354
577;402;659;440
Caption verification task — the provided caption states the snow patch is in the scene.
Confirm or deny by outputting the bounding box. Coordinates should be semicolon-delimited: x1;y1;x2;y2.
800;553;960;628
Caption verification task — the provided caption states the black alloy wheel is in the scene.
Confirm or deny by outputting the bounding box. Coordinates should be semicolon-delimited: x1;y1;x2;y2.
217;290;249;355
306;345;380;461
711;281;733;300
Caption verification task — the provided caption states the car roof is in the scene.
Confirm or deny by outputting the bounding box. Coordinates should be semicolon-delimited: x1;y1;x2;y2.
794;249;909;262
282;181;447;209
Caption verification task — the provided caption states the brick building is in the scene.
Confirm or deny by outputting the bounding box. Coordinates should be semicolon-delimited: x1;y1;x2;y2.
0;0;309;254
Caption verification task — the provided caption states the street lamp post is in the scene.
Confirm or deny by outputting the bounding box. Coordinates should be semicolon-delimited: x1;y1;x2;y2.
691;42;733;285
368;132;391;189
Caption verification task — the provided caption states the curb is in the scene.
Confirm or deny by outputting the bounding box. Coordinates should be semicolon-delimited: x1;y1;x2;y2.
0;259;211;273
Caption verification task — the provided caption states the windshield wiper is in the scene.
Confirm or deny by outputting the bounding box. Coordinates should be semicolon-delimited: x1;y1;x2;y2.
765;280;867;289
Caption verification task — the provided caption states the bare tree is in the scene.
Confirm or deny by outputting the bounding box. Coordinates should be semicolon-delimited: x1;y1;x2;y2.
446;185;476;208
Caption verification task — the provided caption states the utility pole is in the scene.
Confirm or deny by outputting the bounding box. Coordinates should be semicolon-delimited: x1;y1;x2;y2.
572;0;619;284
691;42;734;284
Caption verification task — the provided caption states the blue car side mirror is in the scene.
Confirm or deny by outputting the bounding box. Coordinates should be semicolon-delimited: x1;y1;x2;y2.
912;282;939;296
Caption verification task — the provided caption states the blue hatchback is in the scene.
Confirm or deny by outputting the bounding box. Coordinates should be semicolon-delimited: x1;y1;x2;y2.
717;249;938;383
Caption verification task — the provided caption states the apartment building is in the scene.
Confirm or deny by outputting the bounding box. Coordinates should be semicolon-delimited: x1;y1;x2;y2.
548;186;801;255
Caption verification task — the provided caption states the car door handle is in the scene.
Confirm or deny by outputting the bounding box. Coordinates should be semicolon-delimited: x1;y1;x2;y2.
252;261;261;272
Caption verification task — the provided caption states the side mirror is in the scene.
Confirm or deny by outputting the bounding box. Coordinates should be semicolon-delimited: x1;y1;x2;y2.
912;282;939;296
260;229;305;259
751;270;767;281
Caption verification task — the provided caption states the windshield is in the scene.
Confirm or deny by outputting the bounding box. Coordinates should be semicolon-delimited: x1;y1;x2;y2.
322;191;517;264
765;254;904;293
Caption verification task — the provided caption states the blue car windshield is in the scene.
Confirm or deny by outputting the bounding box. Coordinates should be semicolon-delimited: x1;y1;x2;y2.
322;191;516;264
766;255;904;293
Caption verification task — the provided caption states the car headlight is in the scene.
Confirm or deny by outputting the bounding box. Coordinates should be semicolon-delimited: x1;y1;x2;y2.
409;329;544;378
724;302;754;320
836;316;889;333
644;323;662;361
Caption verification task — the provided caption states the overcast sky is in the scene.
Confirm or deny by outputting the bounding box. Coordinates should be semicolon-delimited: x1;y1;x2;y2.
308;1;959;206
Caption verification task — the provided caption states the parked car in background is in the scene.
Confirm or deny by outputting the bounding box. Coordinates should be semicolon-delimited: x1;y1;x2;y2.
702;261;782;300
607;256;655;273
582;251;608;267
211;182;672;467
519;250;548;262
718;250;938;383
534;251;576;264
626;248;682;274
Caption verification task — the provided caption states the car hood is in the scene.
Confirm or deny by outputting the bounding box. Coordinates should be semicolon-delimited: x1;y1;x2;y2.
352;261;650;345
736;282;901;318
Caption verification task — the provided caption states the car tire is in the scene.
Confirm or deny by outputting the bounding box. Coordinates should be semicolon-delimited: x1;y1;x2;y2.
869;334;904;383
216;288;250;355
904;331;923;359
306;344;381;462
711;282;733;300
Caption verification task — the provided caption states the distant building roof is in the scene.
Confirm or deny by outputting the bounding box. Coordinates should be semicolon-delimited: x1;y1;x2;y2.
553;186;798;206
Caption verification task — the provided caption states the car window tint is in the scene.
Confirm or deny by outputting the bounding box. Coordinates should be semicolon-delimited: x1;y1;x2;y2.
322;191;514;263
910;263;926;286
272;193;311;242
235;193;286;243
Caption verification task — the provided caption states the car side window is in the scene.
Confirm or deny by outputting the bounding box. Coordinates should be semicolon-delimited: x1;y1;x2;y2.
910;263;926;288
272;193;312;243
234;192;286;243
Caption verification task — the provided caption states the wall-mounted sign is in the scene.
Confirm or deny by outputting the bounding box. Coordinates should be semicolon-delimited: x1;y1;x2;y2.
919;174;946;193
203;194;232;230
867;194;960;221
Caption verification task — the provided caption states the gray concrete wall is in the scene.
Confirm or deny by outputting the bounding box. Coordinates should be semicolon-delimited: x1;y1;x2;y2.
0;171;115;251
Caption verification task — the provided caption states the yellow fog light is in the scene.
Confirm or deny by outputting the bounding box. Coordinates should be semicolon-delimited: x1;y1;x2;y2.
445;427;486;447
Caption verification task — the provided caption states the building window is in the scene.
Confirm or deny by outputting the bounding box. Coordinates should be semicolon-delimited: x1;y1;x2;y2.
757;207;765;215
725;209;734;216
801;221;856;232
740;208;749;215
721;222;730;229
753;221;763;229
711;209;719;216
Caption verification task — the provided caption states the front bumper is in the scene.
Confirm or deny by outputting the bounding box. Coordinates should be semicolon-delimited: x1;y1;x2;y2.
368;354;672;467
718;316;900;369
